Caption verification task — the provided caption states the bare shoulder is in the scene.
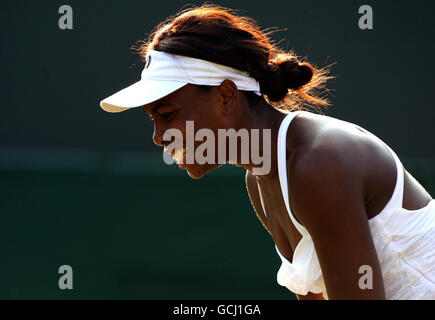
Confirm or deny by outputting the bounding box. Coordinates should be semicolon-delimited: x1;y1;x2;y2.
290;112;372;182
287;112;375;223
289;111;400;213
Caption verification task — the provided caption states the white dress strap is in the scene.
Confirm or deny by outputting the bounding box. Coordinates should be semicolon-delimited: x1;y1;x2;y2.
275;110;327;298
277;111;307;235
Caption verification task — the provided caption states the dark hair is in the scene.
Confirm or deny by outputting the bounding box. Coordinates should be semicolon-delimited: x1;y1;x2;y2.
134;4;332;111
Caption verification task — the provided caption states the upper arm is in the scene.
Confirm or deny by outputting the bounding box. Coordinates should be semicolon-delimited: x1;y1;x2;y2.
245;171;271;235
290;145;385;299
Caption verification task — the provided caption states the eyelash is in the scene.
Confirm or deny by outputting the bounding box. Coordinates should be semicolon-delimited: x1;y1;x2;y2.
158;111;176;120
143;108;176;122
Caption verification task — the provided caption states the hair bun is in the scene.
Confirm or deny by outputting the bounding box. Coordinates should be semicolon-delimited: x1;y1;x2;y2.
260;59;314;102
280;59;313;89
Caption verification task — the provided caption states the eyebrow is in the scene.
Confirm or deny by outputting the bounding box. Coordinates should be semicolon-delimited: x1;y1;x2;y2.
149;102;175;113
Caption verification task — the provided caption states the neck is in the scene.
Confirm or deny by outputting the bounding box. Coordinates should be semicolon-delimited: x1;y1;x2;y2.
234;100;289;183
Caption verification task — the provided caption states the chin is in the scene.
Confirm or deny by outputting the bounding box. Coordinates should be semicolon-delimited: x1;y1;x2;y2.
184;163;220;180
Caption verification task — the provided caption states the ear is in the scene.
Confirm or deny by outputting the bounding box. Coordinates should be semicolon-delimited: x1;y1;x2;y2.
216;79;240;115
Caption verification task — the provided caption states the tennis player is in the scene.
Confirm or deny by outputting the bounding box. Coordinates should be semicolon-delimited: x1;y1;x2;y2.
100;5;435;300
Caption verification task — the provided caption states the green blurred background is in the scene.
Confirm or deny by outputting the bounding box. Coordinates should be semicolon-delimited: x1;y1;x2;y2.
0;0;434;299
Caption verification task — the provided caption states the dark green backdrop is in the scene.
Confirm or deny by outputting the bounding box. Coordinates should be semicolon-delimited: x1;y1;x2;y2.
0;0;434;299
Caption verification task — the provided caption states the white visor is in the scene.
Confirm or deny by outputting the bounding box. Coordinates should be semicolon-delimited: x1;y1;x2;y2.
100;50;261;113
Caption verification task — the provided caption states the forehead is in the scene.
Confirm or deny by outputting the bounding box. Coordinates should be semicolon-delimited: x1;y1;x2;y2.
142;84;205;111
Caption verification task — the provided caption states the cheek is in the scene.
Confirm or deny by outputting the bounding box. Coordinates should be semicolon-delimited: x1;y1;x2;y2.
155;117;185;134
189;96;219;120
169;102;219;146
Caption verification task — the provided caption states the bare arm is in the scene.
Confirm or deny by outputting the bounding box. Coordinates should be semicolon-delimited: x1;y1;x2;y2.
290;145;386;299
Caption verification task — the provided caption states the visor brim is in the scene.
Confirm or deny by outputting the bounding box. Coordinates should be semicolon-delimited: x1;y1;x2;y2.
100;79;188;113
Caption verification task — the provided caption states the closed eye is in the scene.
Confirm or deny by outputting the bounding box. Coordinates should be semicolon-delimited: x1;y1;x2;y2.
156;105;178;121
143;103;178;121
159;111;176;120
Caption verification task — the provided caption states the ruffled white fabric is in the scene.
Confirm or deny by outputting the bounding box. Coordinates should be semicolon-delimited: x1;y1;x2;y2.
275;111;435;300
368;200;435;299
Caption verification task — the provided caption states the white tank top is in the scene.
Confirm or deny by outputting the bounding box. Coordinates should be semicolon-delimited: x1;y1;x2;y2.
275;110;435;300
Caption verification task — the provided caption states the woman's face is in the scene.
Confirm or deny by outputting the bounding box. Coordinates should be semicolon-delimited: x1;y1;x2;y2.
143;83;238;179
